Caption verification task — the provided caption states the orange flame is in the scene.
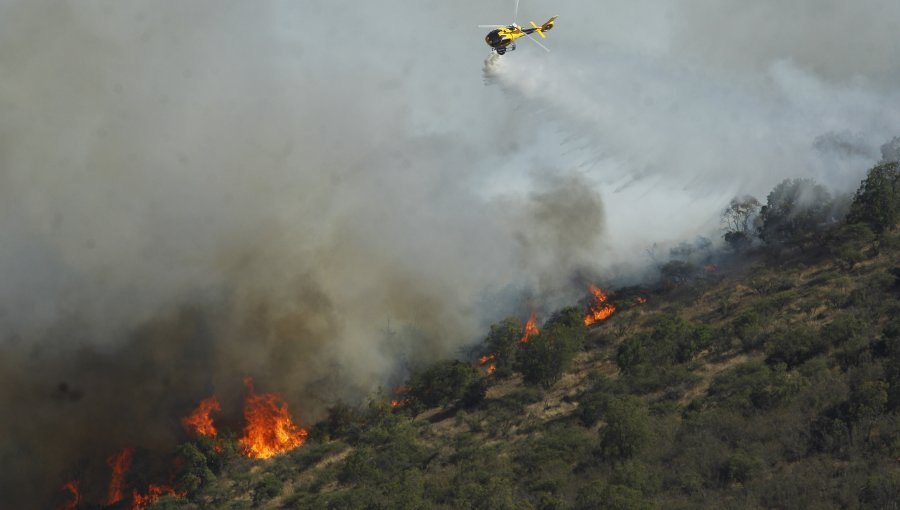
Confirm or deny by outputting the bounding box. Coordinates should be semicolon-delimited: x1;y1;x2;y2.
391;384;415;408
584;285;616;325
132;484;185;510
105;447;134;505
239;377;308;459
60;480;80;510
478;354;496;364
635;297;647;305
182;396;221;438
520;312;539;343
486;364;497;375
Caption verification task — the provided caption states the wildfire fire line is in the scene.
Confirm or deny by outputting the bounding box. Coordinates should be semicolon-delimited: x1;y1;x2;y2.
57;378;309;508
584;285;616;325
133;484;186;510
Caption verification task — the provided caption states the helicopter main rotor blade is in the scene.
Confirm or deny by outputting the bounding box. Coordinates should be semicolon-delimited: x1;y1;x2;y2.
524;32;551;52
478;24;505;28
514;0;520;23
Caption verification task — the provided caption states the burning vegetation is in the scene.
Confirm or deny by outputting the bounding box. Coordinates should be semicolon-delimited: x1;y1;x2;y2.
478;353;497;376
391;385;415;408
52;378;310;508
132;484;185;510
584;285;616;325
182;396;221;439
239;377;309;460
60;481;80;510
520;312;540;343
105;447;134;506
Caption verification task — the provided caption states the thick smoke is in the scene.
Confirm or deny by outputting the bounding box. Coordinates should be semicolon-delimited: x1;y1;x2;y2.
1;1;899;507
483;1;900;258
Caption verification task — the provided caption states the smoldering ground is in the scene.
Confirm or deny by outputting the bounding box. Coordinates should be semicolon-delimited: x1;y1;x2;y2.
1;1;899;507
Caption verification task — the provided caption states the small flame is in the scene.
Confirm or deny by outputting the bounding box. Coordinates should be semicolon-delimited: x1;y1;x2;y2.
239;377;308;459
584;285;616;325
486;364;497;375
132;484;185;510
60;480;80;510
105;447;134;505
479;354;496;364
520;312;539;343
182;396;221;438
635;297;647;305
391;384;415;408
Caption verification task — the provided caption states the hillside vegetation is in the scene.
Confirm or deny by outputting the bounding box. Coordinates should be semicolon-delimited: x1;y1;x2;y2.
145;163;900;510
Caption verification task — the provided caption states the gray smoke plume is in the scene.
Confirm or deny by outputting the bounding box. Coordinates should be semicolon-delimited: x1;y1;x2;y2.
1;1;899;507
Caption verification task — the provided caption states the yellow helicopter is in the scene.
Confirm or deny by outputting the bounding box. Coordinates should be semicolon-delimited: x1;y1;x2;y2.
480;0;557;55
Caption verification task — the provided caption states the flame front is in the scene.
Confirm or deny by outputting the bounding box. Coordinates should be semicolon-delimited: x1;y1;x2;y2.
486;364;497;375
182;396;221;438
584;286;616;325
132;484;184;510
520;312;539;343
105;447;134;505
60;480;80;510
239;377;308;459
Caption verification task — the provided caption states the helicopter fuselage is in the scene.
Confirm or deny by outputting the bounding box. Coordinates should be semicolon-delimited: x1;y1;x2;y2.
484;25;535;54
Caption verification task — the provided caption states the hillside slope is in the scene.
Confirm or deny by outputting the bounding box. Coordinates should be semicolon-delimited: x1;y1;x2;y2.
140;222;900;510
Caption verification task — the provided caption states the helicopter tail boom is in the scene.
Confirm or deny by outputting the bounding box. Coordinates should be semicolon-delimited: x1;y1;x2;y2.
524;16;557;39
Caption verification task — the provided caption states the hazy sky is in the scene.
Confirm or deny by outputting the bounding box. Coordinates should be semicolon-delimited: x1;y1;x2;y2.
1;2;899;506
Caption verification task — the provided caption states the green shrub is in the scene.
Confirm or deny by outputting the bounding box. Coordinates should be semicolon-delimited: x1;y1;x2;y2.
660;260;698;285
847;162;900;235
860;471;900;509
828;223;876;268
252;474;283;505
620;364;700;395
483;317;526;376
599;396;652;461
731;310;765;351
575;483;652;510
704;361;799;414
718;450;764;485
516;308;587;388
311;401;364;442
616;314;714;372
849;380;888;422
408;360;481;408
765;324;826;368
758;178;832;246
174;442;216;494
338;446;378;485
576;375;618;426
